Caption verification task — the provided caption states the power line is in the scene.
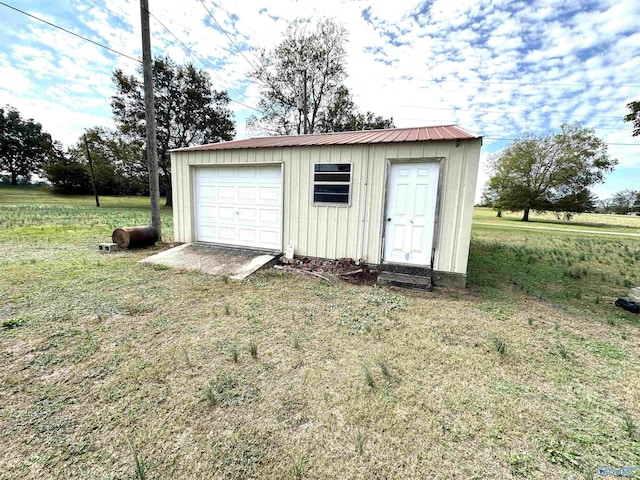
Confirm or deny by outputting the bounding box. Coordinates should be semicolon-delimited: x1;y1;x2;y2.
148;12;224;79
355;97;628;120
199;0;258;71
147;11;261;113
84;0;124;21
82;0;261;113
0;0;140;63
379;75;640;89
483;137;639;146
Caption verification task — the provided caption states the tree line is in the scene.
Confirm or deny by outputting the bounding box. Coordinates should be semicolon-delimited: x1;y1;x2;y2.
0;18;393;205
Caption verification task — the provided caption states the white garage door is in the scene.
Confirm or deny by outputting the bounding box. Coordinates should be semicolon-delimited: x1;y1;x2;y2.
194;165;282;251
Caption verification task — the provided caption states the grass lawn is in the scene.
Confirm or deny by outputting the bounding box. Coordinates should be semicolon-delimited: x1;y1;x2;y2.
1;187;639;479
474;207;640;234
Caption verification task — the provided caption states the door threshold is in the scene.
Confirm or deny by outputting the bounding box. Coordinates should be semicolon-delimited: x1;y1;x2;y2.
381;261;432;268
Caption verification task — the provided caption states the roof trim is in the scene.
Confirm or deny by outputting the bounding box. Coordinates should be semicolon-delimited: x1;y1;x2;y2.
170;125;482;153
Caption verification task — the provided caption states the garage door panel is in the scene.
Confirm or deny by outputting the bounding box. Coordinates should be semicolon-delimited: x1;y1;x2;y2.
218;227;235;241
194;165;282;250
259;186;279;203
218;206;235;220
259;208;279;226
198;205;217;222
198;185;217;201
260;167;280;179
259;230;279;247
238;229;257;242
238;167;257;179
218;186;235;201
197;225;217;242
238;186;257;202
238;208;256;222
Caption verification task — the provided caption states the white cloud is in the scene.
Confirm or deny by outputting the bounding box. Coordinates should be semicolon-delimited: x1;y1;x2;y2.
0;0;637;201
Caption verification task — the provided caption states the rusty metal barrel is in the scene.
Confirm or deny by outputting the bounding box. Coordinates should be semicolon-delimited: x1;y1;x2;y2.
112;226;158;249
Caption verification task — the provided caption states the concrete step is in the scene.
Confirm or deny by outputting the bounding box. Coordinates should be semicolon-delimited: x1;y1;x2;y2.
380;263;433;277
377;271;432;290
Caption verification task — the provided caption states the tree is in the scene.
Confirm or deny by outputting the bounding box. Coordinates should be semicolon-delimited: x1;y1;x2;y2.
248;17;348;135
111;57;235;205
485;123;617;221
317;85;394;132
44;128;148;196
624;100;640;136
43;150;91;194
607;189;640;214
75;128;148;195
0;106;55;185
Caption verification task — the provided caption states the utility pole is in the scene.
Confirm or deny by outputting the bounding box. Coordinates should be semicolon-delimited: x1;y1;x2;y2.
83;133;99;207
139;0;161;239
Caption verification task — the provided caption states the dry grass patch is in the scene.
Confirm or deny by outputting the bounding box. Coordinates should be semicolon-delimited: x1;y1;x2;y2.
2;258;640;478
1;195;640;478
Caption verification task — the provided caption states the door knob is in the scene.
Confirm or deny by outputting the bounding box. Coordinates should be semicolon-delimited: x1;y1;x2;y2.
387;217;391;222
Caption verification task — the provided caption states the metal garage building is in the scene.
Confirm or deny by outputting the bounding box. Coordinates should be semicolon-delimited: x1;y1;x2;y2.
170;125;482;287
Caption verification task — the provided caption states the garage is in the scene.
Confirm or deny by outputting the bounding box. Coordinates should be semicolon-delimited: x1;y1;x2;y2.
193;165;282;251
172;125;482;287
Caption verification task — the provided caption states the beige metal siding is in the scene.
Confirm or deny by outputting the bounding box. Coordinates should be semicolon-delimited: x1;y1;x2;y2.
170;137;481;275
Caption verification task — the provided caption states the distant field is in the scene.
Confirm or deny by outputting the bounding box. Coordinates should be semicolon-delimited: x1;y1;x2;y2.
0;186;172;243
1;187;639;479
474;207;640;233
0;184;165;207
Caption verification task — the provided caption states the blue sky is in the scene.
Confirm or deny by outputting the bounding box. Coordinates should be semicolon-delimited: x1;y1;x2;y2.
0;0;638;201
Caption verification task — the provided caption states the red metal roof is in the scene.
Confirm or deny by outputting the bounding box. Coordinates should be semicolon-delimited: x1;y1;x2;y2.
171;125;480;152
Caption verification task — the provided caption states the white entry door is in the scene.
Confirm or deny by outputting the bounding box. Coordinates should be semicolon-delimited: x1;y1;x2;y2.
383;161;440;265
194;165;282;251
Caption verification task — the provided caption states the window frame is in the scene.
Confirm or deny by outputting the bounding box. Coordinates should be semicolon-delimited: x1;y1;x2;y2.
311;162;353;207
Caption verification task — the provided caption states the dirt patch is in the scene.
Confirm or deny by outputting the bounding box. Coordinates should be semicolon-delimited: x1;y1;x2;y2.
276;256;379;285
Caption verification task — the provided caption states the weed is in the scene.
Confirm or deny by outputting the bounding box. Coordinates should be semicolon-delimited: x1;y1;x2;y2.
247;340;258;359
289;456;307;479
361;364;375;388
507;451;537;477
182;348;192;368
126;437;147;480
201;372;239;407
376;358;393;383
556;343;570;360
365;290;409;316
542;440;580;468
2;318;25;330
355;430;365;454
339;306;385;334
229;343;239;363
621;331;628;341
224;304;231;315
490;336;507;355
220;275;230;284
622;412;637;438
527;317;534;326
291;332;301;349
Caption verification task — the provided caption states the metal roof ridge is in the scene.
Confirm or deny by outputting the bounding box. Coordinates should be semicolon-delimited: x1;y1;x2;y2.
169;124;479;152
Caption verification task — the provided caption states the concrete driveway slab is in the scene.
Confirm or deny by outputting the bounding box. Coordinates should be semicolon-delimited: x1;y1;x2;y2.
139;243;279;280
